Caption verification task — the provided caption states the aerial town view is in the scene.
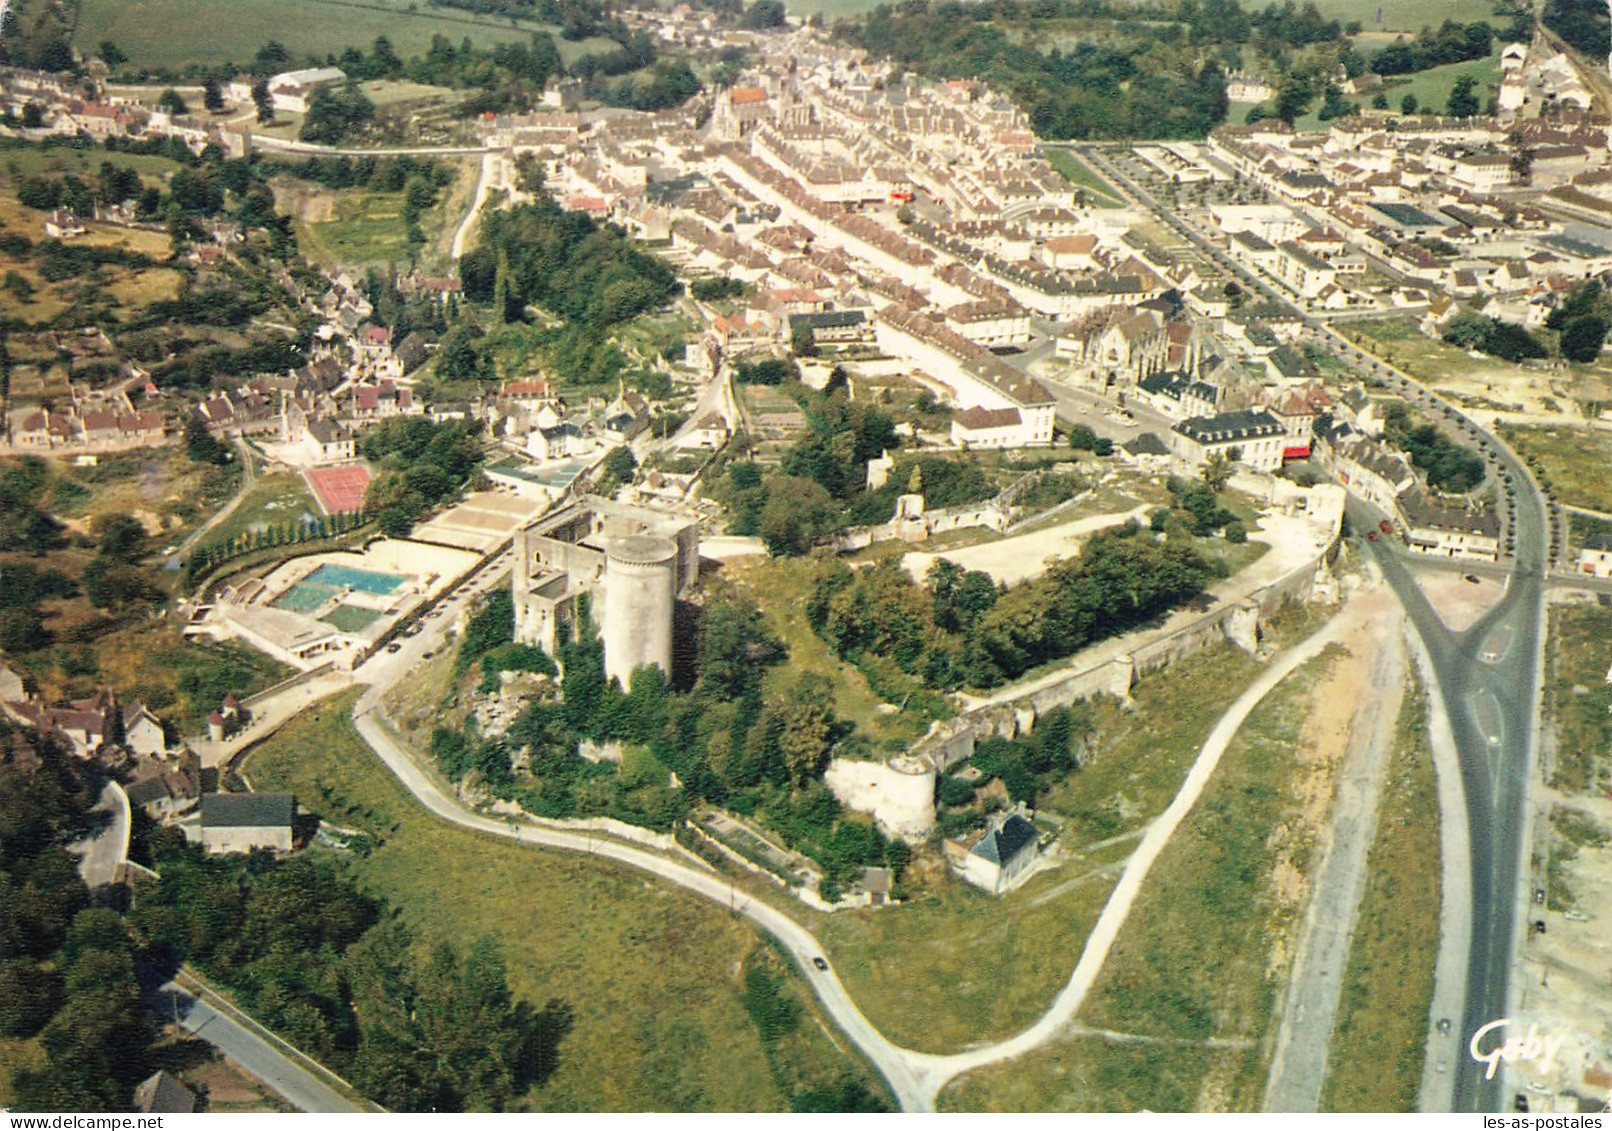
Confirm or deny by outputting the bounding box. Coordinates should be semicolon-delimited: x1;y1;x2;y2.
0;0;1610;1115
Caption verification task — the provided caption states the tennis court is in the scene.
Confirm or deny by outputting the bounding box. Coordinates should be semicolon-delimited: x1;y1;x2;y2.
321;605;383;633
273;583;334;613
305;465;373;515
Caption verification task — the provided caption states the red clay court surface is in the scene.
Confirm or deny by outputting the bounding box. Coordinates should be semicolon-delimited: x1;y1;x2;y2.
305;465;372;515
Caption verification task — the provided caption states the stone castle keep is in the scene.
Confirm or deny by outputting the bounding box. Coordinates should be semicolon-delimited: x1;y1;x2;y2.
511;498;700;684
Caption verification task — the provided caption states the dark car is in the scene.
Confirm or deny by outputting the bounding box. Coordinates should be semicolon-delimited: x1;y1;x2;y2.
1379;519;1394;534
811;957;828;971
1464;574;1480;584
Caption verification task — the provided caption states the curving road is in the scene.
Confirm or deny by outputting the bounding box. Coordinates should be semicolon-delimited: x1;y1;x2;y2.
1078;136;1547;1112
345;582;1373;1110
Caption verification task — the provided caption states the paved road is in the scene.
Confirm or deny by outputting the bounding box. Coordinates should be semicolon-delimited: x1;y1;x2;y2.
71;780;129;890
349;691;931;1110
147;978;360;1113
342;562;1374;1109
1264;603;1408;1112
170;436;257;564
1321;327;1548;1115
1091;142;1548;1111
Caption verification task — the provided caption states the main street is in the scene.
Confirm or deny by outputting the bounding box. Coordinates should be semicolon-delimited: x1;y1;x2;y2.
1077;136;1548;1113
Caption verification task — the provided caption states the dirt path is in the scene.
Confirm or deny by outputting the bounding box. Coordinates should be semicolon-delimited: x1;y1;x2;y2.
450;151;498;262
1263;593;1408;1112
913;590;1381;1107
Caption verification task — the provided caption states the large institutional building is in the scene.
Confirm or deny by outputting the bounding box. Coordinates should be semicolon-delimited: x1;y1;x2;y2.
511;498;700;684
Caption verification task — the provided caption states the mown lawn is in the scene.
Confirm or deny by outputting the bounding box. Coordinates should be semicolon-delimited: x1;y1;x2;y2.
240;691;883;1111
1321;671;1440;1111
1042;148;1125;208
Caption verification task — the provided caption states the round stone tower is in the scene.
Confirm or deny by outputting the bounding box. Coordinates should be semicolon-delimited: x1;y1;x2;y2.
600;533;678;686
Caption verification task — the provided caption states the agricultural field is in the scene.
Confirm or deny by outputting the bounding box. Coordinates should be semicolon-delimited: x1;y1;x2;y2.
240;691;887;1112
74;0;566;70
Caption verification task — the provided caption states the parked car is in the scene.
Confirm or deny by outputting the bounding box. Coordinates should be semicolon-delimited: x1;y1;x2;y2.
1379;519;1393;534
1367;531;1379;541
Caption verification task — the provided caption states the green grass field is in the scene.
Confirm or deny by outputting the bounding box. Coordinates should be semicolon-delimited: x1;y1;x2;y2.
1320;670;1439;1111
1041;147;1125;208
1288;51;1501;131
817;842;1126;1054
1502;426;1612;515
940;646;1341;1111
75;0;575;70
291;161;468;270
1543;605;1612;794
204;472;320;549
240;691;883;1111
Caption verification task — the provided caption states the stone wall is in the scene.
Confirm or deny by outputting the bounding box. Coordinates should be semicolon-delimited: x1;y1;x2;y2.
821;539;1337;843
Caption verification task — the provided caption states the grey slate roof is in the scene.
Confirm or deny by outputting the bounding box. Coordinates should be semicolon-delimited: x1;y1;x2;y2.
200;792;294;829
971;814;1037;866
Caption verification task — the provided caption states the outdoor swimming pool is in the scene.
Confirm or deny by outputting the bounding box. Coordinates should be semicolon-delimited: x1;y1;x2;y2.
304;564;405;594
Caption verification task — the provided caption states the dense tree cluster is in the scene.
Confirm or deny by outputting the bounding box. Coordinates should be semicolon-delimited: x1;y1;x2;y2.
430;590;905;892
1380;403;1487;494
299;83;377;145
361;417;485;535
1546;280;1612;364
810;522;1217;690
1543;0;1609;59
1369;20;1493;75
1442;310;1548;364
133;831;569;1110
462;198;680;330
839;0;1378;140
0;724;159;1111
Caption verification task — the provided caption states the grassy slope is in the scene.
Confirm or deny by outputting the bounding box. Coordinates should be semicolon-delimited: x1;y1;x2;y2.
292;158;471;273
1321;670;1439;1111
1041;148;1125;208
240;690;881;1112
939;646;1340;1111
820;604;1327;1056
